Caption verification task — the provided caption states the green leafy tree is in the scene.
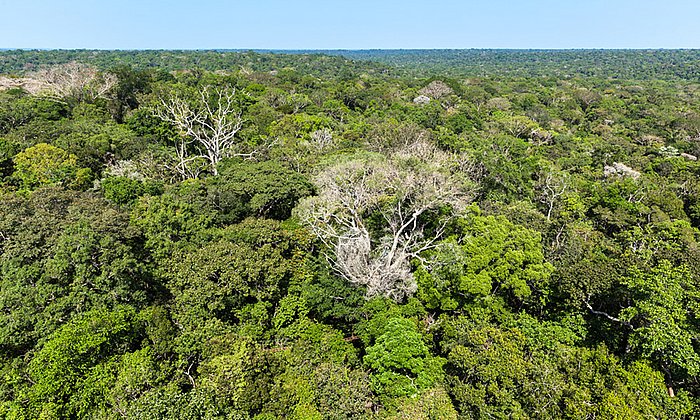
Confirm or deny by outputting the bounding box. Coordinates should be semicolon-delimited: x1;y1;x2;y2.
441;314;692;419
108;65;154;122
21;307;139;419
55;116;142;173
417;211;554;311
364;317;445;399
0;92;67;134
196;335;270;413
165;219;311;351
100;176;163;205
383;387;457;420
12;143;91;190
130;182;216;258
212;159;315;221
620;261;700;392
0;188;152;354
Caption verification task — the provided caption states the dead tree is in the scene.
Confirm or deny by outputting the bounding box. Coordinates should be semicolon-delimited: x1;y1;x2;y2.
154;85;245;177
296;140;474;301
32;62;117;103
419;80;454;99
539;171;569;221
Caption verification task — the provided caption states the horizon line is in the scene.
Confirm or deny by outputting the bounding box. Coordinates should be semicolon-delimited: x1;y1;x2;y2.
2;47;700;52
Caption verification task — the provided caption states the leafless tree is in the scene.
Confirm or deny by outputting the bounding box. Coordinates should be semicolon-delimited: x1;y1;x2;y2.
263;89;310;113
486;97;511;111
499;115;537;139
574;88;601;110
539;171;569;221
154;85;245;177
296;140;474;301
0;76;48;96
419;80;454;99
309;129;334;150
32;62;117;103
603;162;641;180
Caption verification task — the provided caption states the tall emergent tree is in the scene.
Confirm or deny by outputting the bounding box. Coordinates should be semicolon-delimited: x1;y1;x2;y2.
154;85;244;178
296;140;473;301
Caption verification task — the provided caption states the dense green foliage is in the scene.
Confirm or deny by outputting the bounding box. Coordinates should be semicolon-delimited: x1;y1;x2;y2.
0;50;392;79
333;49;700;80
5;49;700;81
1;49;700;418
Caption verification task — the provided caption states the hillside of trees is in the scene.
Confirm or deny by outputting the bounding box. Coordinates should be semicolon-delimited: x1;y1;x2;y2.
1;50;700;418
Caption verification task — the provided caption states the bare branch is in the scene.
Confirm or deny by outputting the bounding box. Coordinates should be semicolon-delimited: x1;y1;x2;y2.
154;85;245;178
296;139;475;301
584;298;634;329
31;62;117;103
539;171;569;221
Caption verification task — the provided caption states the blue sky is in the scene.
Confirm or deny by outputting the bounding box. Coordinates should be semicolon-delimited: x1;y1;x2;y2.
1;0;699;49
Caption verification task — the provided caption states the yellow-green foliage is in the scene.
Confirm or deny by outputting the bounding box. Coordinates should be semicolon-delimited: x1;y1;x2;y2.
13;143;90;190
